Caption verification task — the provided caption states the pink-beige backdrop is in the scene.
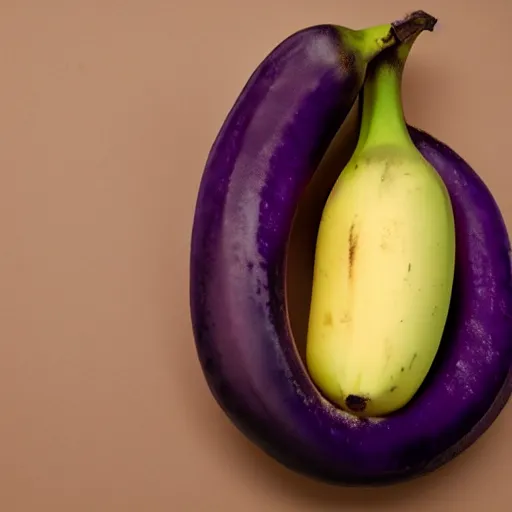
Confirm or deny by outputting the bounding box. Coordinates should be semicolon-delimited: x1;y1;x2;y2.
1;1;511;510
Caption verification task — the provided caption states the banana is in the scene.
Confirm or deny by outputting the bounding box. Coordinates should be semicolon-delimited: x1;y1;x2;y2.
306;34;456;417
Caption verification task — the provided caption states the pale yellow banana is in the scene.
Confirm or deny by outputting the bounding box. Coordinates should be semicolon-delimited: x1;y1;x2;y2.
306;35;456;418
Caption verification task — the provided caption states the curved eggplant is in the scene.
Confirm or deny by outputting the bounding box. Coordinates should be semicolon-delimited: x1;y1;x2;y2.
189;20;512;485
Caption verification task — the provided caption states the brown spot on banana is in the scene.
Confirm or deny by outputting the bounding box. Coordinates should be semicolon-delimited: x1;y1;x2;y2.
323;312;333;326
340;312;352;324
348;221;358;280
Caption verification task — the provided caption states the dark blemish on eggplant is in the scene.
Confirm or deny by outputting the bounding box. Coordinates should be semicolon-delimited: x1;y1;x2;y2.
324;312;333;326
339;50;356;72
345;395;368;412
348;222;358;279
247;261;254;271
409;353;417;370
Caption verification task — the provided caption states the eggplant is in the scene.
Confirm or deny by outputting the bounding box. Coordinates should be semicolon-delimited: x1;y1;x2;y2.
189;17;512;486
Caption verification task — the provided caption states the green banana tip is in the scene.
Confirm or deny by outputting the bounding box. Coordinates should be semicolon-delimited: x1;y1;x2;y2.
391;10;438;43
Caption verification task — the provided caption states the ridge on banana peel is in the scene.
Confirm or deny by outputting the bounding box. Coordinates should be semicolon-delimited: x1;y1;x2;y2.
306;29;456;418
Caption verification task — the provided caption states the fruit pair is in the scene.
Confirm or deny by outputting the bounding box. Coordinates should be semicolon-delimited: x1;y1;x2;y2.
189;11;512;485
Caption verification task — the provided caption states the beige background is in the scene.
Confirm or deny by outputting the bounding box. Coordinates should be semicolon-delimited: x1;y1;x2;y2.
1;0;511;510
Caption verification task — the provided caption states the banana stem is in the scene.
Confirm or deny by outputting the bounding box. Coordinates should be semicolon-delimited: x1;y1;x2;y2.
391;10;437;43
350;11;437;153
357;33;423;151
354;10;437;62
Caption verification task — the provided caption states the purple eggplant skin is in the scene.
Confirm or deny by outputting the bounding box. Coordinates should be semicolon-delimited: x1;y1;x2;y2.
189;29;512;485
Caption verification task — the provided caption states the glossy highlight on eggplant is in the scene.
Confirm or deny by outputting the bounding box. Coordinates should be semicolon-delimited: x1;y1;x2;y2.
189;14;512;485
